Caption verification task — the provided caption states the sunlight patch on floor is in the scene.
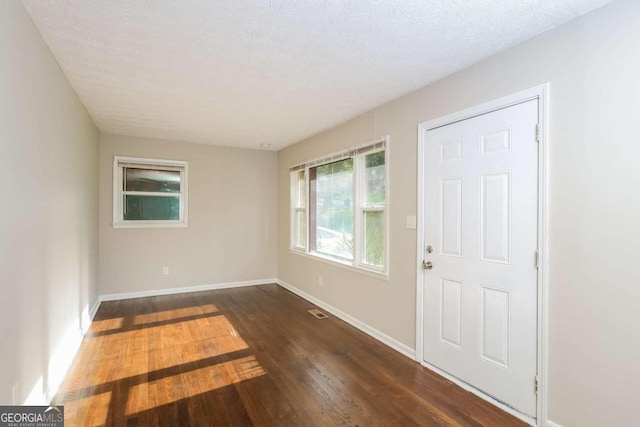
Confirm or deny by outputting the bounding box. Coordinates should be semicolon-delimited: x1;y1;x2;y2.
72;315;249;387
125;355;266;416
90;317;124;333
63;391;111;427
133;304;219;325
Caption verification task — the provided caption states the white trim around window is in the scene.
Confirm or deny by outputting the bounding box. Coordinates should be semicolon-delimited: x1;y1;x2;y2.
112;156;189;228
289;136;389;279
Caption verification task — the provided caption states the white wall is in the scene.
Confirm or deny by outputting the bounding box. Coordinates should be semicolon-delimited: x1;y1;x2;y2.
277;0;640;425
0;1;99;405
99;134;277;295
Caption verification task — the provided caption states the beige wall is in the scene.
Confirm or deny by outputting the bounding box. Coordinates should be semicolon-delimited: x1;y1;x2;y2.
277;1;640;425
99;134;277;295
0;1;99;405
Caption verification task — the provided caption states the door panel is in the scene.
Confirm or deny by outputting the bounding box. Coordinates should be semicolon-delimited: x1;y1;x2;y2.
481;171;511;263
480;285;510;368
440;278;463;348
422;100;538;417
441;178;462;257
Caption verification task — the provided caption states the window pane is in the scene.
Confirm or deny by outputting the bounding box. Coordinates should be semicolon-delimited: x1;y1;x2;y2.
295;210;306;248
295;170;306;208
125;168;181;193
363;211;384;267
313;159;354;260
124;195;180;221
365;151;385;206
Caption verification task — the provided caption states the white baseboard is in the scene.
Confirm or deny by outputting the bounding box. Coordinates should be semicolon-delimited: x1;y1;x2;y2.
546;421;562;427
89;298;101;320
99;278;278;302
276;279;416;360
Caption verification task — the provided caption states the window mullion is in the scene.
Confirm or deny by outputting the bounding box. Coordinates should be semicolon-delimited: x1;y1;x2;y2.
304;166;309;251
362;206;384;212
308;166;318;254
291;172;299;249
354;154;364;267
122;191;181;197
301;168;307;251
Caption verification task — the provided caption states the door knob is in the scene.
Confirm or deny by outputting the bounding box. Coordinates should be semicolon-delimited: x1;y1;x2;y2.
422;261;433;270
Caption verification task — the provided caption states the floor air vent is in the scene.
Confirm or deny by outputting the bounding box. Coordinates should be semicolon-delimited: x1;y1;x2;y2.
308;309;329;319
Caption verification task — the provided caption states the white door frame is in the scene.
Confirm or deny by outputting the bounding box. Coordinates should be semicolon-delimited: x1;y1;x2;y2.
415;84;549;426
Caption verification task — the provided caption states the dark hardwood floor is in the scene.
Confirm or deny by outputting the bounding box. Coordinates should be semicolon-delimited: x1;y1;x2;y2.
54;284;527;426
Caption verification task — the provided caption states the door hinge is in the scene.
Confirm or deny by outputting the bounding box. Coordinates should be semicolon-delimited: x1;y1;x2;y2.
535;250;539;269
535;376;539;394
535;124;541;143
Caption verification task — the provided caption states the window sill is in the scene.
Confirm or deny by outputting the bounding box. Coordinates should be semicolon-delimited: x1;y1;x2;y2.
113;221;189;229
289;248;389;281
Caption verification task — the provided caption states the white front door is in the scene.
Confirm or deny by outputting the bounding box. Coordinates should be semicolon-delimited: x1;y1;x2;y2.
422;100;539;416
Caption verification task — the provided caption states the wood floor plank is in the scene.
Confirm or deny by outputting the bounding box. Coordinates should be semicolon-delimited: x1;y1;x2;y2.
54;284;528;426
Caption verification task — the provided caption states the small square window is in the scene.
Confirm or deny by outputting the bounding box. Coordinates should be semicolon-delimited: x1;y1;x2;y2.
113;156;188;228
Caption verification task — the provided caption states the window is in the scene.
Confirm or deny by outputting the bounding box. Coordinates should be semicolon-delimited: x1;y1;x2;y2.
290;138;388;275
113;156;188;228
291;169;307;249
361;150;386;268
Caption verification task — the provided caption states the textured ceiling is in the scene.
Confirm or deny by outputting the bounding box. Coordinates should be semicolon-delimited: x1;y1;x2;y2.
21;0;610;150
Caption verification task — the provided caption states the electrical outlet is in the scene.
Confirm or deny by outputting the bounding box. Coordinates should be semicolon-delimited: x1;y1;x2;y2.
318;275;323;286
162;266;169;276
